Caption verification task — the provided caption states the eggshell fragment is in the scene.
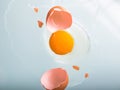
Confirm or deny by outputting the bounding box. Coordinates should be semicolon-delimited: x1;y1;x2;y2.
84;73;89;78
72;65;80;71
46;6;72;32
34;7;39;13
38;20;43;28
41;68;69;90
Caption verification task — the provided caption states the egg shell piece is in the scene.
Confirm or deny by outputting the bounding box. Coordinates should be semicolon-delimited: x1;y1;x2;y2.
72;65;80;71
34;7;39;13
46;6;72;32
38;20;44;28
84;73;89;78
41;68;69;90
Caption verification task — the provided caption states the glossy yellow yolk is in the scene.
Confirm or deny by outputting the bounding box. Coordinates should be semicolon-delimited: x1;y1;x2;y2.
49;30;74;55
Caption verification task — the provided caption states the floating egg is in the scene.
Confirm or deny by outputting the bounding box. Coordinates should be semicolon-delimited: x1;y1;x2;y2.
45;6;90;65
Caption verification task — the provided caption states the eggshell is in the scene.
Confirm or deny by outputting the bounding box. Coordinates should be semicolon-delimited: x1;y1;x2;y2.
41;68;69;90
46;6;72;32
38;20;44;28
34;7;39;13
72;65;80;71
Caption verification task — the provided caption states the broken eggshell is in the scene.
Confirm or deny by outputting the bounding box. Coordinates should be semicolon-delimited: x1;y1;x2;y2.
40;68;69;90
46;6;72;32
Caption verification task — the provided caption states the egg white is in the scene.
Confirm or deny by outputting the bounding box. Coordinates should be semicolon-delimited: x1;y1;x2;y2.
44;19;90;66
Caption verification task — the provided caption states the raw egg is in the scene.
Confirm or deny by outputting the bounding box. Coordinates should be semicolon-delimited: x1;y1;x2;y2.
44;20;90;65
72;65;80;71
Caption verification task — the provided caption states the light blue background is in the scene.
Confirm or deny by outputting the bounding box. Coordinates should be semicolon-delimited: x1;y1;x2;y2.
0;0;120;90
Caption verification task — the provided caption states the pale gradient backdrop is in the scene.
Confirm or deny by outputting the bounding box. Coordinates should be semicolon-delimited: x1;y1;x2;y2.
0;0;120;90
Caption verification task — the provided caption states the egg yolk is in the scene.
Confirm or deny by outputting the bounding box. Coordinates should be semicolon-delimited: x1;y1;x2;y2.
49;30;74;55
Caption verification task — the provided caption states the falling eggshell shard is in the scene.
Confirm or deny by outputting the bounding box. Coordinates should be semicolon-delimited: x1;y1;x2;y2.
38;20;44;28
34;7;39;13
46;6;72;32
40;68;69;90
84;73;89;78
72;65;80;71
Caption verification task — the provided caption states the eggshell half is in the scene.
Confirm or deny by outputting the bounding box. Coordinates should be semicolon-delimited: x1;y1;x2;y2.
46;6;72;32
41;68;69;90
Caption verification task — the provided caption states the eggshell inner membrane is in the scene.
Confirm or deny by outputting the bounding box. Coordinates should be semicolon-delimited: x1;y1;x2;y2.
41;68;68;90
